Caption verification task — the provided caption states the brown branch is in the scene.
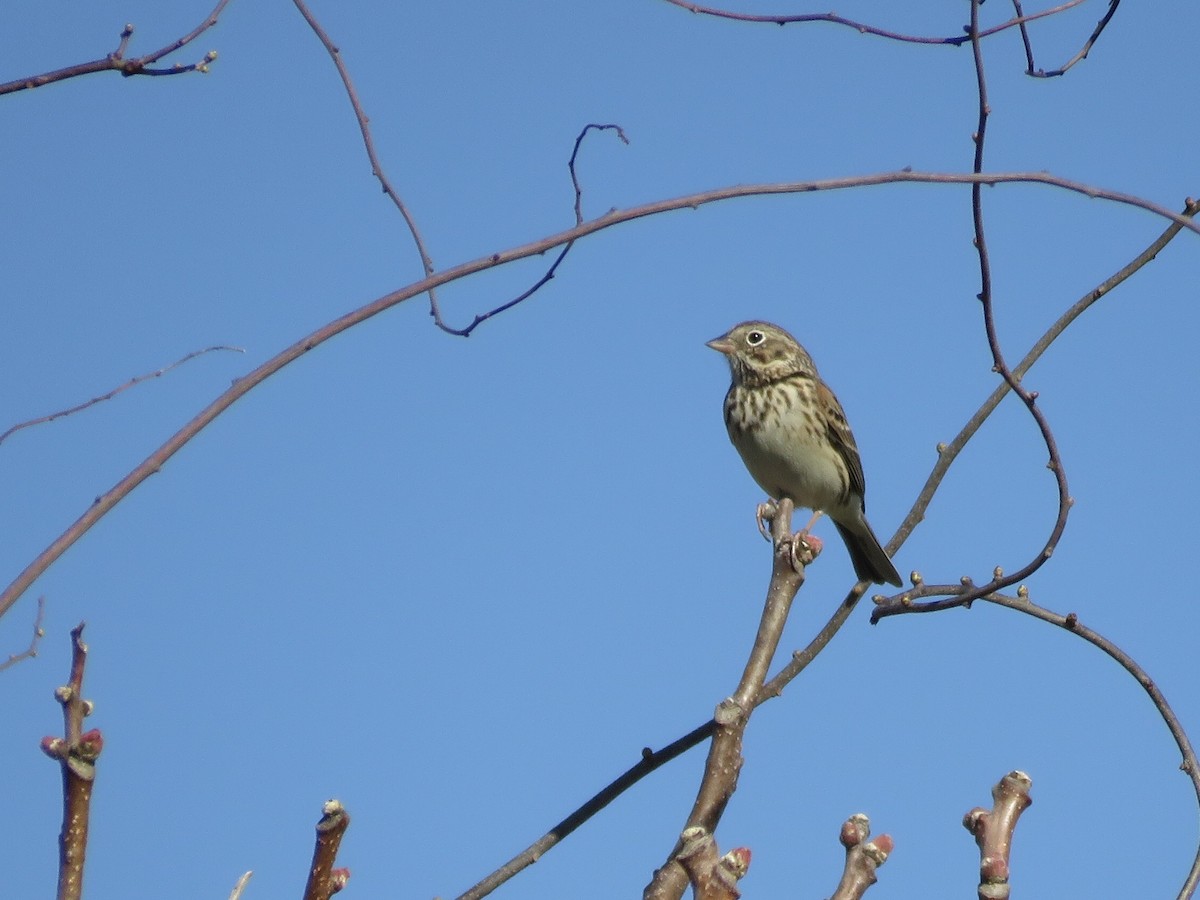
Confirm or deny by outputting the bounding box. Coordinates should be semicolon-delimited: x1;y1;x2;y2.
644;501;813;900
302;800;351;900
288;0;442;324
963;771;1033;900
675;827;751;900
870;196;1200;623
0;346;244;447
0;595;46;672
1028;0;1120;77
0;0;231;95
2;169;1196;627
830;814;893;900
40;624;102;900
978;590;1200;897
659;0;1088;48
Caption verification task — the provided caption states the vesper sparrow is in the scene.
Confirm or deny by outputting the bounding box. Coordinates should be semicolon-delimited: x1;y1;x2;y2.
708;321;902;587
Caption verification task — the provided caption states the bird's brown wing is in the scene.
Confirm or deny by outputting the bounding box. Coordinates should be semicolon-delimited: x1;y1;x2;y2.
816;380;867;506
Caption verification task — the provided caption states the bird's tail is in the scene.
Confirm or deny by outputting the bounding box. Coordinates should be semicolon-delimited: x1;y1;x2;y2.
834;520;902;587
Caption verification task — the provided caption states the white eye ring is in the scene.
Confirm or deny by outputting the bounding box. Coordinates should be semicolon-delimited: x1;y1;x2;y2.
746;330;765;346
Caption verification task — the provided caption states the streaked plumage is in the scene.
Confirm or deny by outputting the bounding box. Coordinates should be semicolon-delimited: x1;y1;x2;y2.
708;320;901;586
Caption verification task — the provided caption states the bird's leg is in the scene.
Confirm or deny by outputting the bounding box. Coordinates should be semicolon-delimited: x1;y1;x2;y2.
788;510;825;573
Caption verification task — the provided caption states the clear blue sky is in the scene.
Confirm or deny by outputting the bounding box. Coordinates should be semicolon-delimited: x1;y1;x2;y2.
3;2;1198;897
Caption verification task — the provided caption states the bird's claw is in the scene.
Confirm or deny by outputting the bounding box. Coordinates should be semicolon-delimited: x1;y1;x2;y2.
786;531;823;573
755;501;777;542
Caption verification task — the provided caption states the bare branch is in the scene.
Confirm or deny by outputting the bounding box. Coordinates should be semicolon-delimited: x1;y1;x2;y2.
228;871;253;900
436;123;630;336
302;800;351;900
288;0;441;322
964;771;1033;900
830;814;893;900
980;591;1200;897
675;827;751;900
2;168;1196;628
455;719;715;900
871;196;1200;622
645;500;812;899
1028;0;1121;77
40;624;102;900
0;0;231;95
659;0;1088;48
0;346;244;447
0;595;46;672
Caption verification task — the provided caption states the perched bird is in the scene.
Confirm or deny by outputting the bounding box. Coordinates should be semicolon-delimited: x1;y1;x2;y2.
708;321;902;586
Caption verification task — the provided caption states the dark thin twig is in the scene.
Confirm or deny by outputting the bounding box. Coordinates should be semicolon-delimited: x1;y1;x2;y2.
659;0;1088;48
1009;0;1038;72
0;346;244;447
438;123;630;337
0;596;46;672
456;719;716;900
288;0;441;322
0;0;230;95
2;167;1197;627
1028;0;1120;77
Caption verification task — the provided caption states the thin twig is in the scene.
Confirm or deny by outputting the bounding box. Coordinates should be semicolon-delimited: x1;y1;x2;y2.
830;814;893;900
437;123;630;337
0;595;47;672
0;0;230;95
2;167;1196;627
659;0;1088;48
0;346;244;447
288;0;441;322
456;719;716;899
1028;0;1120;77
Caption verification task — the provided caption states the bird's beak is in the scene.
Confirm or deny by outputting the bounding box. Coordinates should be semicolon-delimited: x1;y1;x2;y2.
706;335;734;355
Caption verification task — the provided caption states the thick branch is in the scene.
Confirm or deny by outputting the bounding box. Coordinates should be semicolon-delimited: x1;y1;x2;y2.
964;771;1033;900
302;800;351;900
644;501;810;900
830;814;893;900
40;624;102;900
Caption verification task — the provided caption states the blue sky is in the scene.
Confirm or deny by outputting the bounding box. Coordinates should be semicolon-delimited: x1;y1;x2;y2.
3;2;1198;897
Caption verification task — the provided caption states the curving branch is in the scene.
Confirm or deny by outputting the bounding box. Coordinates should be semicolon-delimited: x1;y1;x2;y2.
0;346;244;447
438;123;630;337
870;196;1199;623
0;0;231;95
1027;0;1120;77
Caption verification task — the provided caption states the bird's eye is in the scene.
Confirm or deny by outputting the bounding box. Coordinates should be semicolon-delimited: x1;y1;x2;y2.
746;330;765;346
